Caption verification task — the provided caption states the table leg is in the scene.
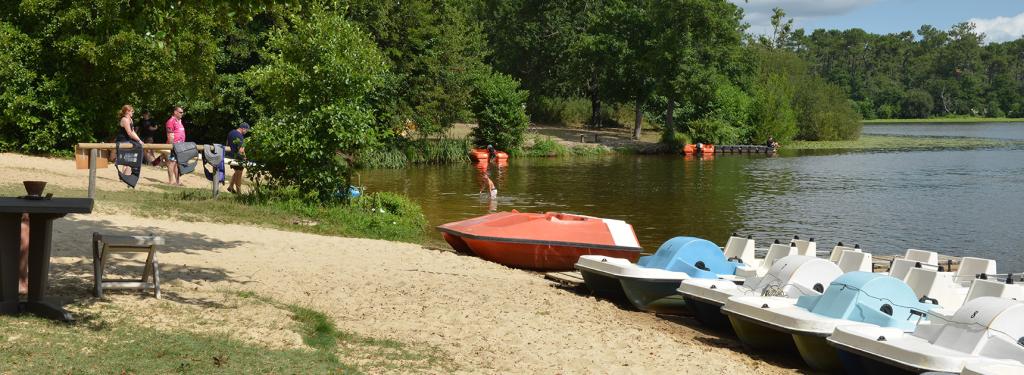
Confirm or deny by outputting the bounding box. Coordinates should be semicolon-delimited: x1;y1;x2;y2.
25;215;73;321
0;215;21;314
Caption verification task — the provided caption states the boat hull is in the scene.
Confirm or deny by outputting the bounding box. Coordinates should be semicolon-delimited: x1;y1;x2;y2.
682;296;732;332
792;333;842;371
462;237;639;271
578;269;628;301
726;314;796;351
619;278;688;314
834;348;917;375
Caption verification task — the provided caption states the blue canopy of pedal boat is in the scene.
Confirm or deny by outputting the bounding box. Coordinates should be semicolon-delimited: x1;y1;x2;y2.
795;272;936;331
636;236;739;279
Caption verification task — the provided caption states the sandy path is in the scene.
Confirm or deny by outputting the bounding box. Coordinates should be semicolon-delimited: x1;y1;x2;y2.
2;152;216;193
6;153;798;374
40;214;797;374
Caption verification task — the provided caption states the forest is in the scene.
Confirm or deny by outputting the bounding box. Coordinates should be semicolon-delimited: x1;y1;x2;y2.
0;1;1021;199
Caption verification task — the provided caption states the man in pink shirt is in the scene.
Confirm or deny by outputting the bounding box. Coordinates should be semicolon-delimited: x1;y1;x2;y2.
166;106;186;185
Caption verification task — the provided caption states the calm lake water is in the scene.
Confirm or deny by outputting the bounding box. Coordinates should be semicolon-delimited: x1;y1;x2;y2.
363;122;1024;272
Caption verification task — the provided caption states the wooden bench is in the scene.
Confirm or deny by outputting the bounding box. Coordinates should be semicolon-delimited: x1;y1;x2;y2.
92;233;164;299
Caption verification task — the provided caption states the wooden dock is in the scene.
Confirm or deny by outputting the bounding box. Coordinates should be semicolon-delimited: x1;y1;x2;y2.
544;271;586;287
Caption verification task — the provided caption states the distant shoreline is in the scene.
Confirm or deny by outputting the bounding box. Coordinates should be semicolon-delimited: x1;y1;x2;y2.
863;118;1024;124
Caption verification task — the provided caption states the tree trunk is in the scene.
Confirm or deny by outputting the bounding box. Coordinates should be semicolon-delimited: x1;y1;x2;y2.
632;98;644;140
590;92;602;128
665;97;675;139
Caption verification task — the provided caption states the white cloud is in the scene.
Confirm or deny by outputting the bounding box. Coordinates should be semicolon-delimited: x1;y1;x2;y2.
969;12;1024;43
730;0;876;36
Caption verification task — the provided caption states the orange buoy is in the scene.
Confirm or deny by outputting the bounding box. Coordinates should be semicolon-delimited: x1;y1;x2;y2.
683;144;696;155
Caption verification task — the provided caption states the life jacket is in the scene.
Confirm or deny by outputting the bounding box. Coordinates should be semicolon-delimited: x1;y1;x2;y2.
202;143;225;183
115;140;143;188
172;142;199;174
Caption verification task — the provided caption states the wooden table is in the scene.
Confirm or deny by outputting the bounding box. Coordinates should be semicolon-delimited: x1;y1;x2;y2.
0;197;93;320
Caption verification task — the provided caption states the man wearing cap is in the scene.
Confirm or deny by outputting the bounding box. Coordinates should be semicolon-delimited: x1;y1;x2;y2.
225;122;250;194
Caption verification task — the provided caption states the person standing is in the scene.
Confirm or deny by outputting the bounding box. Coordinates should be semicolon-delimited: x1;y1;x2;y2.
139;110;159;164
225;122;250;194
165;106;186;185
116;105;145;177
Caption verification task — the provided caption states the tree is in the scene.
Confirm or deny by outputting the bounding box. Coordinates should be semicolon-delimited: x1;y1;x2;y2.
470;72;530;151
246;11;388;201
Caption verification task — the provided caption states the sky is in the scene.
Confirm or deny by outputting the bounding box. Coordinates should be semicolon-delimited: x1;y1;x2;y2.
730;0;1024;43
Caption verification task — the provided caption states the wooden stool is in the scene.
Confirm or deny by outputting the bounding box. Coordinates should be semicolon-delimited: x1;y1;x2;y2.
92;233;164;298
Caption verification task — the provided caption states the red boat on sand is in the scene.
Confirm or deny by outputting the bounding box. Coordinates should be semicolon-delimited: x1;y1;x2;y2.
437;211;643;270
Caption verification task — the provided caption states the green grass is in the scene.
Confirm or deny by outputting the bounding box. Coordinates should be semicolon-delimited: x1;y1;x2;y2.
0;184;428;244
787;135;1020;151
0;315;357;373
2;291;452;373
863;117;1024;124
521;135;611;157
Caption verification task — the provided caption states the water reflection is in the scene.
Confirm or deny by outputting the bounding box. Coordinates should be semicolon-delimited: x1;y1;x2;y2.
363;125;1024;272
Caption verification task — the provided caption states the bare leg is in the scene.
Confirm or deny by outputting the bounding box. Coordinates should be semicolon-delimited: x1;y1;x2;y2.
167;161;178;184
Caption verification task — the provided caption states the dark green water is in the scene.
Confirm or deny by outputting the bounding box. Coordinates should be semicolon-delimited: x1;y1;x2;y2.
363;123;1024;272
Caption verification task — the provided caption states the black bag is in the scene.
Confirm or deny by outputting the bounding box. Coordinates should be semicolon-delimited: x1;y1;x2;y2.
202;144;225;183
115;140;143;188
172;142;199;174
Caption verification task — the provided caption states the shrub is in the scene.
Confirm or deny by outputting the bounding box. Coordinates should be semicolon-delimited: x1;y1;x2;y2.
354;191;425;219
245;12;387;202
470;72;530;151
523;136;567;156
748;72;797;144
793;78;862;141
531;96;590;126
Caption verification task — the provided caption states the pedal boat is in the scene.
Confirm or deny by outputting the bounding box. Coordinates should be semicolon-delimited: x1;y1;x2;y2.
829;281;1024;374
678;254;846;332
574;236;739;313
720;272;936;371
437;211;642;271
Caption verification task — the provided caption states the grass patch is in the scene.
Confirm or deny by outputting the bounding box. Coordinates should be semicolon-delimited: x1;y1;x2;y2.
0;315;356;373
237;292;451;372
787;135;1020;151
521;135;611;157
2;290;452;373
0;184;428;244
862;117;1024;124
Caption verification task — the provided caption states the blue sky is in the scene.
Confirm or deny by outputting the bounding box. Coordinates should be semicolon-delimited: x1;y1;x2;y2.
730;0;1024;43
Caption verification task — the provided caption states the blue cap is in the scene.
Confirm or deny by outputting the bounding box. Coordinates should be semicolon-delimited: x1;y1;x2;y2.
239;122;250;130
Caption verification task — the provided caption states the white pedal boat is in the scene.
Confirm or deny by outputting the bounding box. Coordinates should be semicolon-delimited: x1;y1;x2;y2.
575;236;742;313
720;272;937;371
677;254;848;331
829;294;1024;374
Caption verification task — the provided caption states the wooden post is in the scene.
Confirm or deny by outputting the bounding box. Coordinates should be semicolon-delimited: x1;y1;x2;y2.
211;172;220;198
88;149;97;198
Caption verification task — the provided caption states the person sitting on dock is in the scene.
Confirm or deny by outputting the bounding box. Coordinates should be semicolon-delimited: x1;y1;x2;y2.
767;136;780;149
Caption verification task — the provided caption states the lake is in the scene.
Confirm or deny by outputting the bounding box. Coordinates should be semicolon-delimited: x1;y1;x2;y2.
363;122;1024;273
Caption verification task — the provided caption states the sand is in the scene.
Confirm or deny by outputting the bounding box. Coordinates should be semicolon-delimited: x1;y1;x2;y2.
6;153;799;374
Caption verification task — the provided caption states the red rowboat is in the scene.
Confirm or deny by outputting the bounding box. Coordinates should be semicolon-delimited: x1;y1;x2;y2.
437;211;643;270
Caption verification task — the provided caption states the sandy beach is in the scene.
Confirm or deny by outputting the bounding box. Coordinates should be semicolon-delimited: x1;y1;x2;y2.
5;153;799;374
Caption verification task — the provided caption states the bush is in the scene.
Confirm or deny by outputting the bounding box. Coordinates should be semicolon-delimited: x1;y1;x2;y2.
793;78;862;141
901;89;934;118
531;96;591;126
748;72;797;144
523;136;567;156
687;117;740;145
470;72;530;151
245;12;387;202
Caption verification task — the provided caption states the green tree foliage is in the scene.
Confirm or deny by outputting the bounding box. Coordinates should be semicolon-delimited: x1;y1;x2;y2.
470;73;530;151
748;72;797;143
245;11;387;201
347;0;490;136
799;21;1024;119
